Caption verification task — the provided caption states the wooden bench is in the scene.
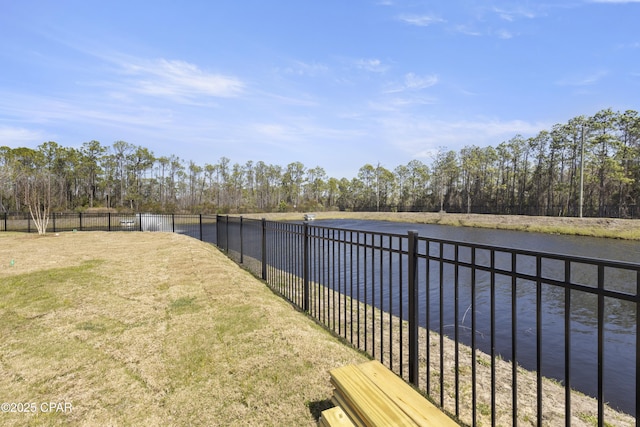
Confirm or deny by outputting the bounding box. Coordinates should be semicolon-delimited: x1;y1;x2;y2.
319;360;459;427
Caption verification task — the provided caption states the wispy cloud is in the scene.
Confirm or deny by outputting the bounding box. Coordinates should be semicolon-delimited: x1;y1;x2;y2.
492;6;537;21
556;70;608;86
281;60;329;77
0;125;48;145
355;58;389;73
368;94;438;112
496;29;514;39
453;25;483;37
120;58;245;100
397;14;445;26
381;117;549;159
384;73;438;93
404;73;438;90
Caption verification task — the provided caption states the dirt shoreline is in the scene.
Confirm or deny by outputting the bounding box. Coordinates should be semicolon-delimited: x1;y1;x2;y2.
238;211;640;240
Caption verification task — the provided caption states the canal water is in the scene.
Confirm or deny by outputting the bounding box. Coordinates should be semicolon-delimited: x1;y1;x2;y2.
308;219;639;417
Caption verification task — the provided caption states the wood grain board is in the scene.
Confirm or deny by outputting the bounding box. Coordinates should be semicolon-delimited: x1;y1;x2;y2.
321;360;459;427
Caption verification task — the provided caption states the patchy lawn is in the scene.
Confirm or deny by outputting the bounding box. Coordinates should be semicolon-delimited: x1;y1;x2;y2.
0;232;368;426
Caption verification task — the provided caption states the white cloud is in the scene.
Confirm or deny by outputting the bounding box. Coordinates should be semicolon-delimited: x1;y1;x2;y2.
378;116;549;160
556;70;608;86
405;73;438;89
282;60;329;77
355;58;389;73
496;29;514;39
368;95;438;112
121;58;245;100
0;126;48;145
492;6;537;21
453;25;483;37
384;73;438;93
397;14;445;26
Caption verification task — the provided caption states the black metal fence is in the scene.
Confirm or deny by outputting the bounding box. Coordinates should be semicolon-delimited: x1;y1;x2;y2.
3;212;638;425
0;212;217;241
216;215;640;427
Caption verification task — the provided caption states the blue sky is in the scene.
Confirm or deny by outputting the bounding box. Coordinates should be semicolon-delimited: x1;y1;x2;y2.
1;0;639;179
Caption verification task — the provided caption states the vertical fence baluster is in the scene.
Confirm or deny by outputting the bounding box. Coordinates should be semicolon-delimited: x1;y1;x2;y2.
303;222;309;312
225;215;229;252
439;241;445;406
512;252;518;426
454;244;460;418
636;270;640;427
471;247;477;425
332;229;336;333
357;231;361;350
425;240;431;393
260;218;267;280
564;259;571;427
240;216;244;264
491;250;497;427
408;230;419;387
388;235;393;370
598;265;605;427
536;256;543;427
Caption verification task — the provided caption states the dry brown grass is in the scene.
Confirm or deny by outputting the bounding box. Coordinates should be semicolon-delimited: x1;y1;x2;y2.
0;231;369;426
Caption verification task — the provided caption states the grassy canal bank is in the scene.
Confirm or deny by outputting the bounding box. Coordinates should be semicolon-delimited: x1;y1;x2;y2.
239;211;640;240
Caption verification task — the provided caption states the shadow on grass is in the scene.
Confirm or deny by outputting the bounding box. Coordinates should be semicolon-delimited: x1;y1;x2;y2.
307;398;334;421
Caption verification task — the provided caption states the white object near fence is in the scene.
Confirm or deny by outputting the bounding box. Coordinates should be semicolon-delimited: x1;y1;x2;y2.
140;214;172;232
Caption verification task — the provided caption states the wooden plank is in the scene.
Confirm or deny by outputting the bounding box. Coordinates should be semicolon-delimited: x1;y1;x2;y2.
330;364;419;427
332;391;367;427
319;406;356;427
356;360;459;427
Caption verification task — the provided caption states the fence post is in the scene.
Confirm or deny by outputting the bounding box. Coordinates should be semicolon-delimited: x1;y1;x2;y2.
408;230;419;387
172;214;175;233
199;214;203;241
52;212;56;232
303;222;310;312
216;215;221;247
28;214;31;233
3;212;6;232
79;212;83;231
240;216;244;264
108;212;111;232
225;215;229;252
261;218;267;281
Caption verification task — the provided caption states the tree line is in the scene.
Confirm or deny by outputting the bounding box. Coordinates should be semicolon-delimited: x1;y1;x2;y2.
1;108;639;219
